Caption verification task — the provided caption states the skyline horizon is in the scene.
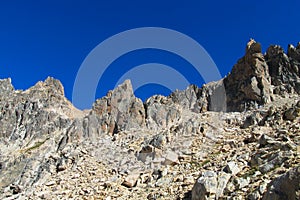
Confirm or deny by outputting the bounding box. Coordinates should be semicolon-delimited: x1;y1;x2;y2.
1;1;299;108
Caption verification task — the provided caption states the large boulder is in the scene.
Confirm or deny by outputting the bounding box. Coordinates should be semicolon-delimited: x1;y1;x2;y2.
262;166;300;200
192;171;231;200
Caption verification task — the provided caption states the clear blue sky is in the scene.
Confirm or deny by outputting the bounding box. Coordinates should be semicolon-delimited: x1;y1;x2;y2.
0;1;299;109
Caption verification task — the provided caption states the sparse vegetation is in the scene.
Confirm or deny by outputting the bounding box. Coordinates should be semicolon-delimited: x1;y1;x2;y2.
22;137;49;154
242;166;259;178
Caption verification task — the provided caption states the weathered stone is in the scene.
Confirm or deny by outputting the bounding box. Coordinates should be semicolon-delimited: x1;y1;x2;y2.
145;95;182;130
122;173;140;188
234;177;250;189
192;171;218;200
223;161;240;175
267;44;300;94
242;112;262;128
262;166;300;200
149;133;167;149
283;101;300;121
92;80;145;134
0;39;299;200
216;172;231;199
224;39;273;111
45;181;56;186
163;151;179;166
258;152;289;173
258;134;275;147
170;85;203;113
0;78;14;97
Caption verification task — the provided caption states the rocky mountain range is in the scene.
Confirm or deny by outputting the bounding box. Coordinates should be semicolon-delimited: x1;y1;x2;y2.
0;39;299;199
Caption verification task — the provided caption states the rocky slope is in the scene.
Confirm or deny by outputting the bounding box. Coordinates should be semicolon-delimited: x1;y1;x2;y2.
0;39;299;200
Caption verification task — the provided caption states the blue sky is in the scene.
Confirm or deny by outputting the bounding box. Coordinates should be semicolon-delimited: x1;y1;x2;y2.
0;1;299;109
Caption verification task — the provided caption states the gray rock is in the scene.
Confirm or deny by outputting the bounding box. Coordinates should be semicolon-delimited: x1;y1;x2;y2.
192;171;218;200
149;133;167;149
266;44;300;94
283;101;300;121
223;161;241;175
92;80;145;134
170;80;227;113
262;166;300;200
258;152;289;173
258;134;275;147
0;78;14;97
242;112;262;128
192;171;231;200
234;177;250;189
163;151;179;166
145;95;182;130
170;85;203;113
216;172;231;199
287;42;300;61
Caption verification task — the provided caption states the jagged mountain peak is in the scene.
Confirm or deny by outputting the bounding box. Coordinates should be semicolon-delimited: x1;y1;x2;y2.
0;78;14;96
245;38;262;54
29;76;65;96
0;40;299;200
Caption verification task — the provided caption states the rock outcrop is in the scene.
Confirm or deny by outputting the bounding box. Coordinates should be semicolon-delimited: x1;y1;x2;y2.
0;77;78;190
170;80;227;113
224;39;273;111
92;79;146;135
145;95;182;130
0;40;299;200
266;43;300;95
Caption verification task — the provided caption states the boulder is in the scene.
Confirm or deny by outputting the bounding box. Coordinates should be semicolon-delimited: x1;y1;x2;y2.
223;161;241;175
262;166;300;200
192;171;231;200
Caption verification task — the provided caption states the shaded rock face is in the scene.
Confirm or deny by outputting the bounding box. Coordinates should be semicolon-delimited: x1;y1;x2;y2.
224;39;272;111
170;85;203;113
288;42;300;62
266;44;300;95
170;80;227;113
262;166;300;200
223;40;300;112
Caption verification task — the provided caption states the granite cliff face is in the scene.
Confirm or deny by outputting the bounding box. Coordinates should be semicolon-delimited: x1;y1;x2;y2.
0;40;299;200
